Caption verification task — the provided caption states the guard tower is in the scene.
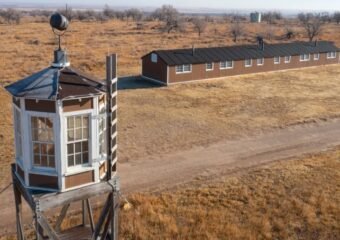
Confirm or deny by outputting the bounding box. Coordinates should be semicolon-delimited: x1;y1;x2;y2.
5;13;120;239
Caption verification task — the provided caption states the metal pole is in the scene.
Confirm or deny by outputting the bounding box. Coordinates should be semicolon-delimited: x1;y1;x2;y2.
106;55;113;181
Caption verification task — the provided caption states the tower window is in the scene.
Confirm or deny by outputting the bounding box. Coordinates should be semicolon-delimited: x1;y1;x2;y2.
67;115;89;167
31;117;55;168
14;108;23;161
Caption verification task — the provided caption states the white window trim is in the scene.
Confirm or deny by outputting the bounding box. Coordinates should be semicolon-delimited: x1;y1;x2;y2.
274;56;280;64
257;58;264;66
151;53;158;63
27;111;57;173
175;64;192;74
13;105;23;164
300;54;310;62
313;53;320;60
66;114;91;170
284;56;291;63
220;61;234;69
245;59;252;67
326;52;336;59
63;109;93;173
206;63;214;71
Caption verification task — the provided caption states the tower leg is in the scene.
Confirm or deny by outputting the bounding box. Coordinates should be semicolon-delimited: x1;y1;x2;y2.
13;182;25;240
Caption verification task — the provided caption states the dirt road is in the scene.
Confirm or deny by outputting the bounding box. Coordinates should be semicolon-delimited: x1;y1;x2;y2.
119;118;340;192
1;119;340;236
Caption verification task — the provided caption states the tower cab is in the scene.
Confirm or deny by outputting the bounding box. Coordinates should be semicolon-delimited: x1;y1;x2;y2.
5;49;118;192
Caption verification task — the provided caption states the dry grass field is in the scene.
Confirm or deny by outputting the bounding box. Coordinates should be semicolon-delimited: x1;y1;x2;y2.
1;148;339;240
0;18;339;238
118;148;340;240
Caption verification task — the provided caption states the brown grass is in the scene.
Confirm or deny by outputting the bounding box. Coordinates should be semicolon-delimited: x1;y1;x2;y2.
1;20;340;188
2;148;339;240
0;19;340;238
118;148;340;240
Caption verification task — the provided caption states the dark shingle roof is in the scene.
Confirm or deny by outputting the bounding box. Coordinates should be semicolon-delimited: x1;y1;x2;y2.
150;41;339;66
5;67;106;100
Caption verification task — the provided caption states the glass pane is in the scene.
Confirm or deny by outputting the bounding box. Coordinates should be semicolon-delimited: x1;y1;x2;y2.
67;117;74;129
38;117;46;129
47;144;54;155
75;116;82;128
31;117;38;128
75;142;82;153
83;116;89;128
41;144;47;154
83;127;88;139
75;153;82;165
82;152;89;164
67;143;74;154
46;118;53;129
33;143;40;154
48;156;55;168
41;155;48;167
75;128;82;140
39;129;48;142
82;141;88;152
68;155;74;167
32;128;38;141
68;129;74;141
47;129;54;142
34;155;40;165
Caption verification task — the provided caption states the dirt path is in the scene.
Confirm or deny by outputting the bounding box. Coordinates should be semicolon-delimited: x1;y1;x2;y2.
119;119;340;192
1;119;340;236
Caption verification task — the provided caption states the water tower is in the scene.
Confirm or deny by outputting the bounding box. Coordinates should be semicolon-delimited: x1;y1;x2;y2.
5;13;120;239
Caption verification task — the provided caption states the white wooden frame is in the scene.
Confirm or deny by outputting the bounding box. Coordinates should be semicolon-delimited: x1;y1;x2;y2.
245;59;252;67
206;62;214;71
274;56;281;64
257;58;264;66
26;111;58;176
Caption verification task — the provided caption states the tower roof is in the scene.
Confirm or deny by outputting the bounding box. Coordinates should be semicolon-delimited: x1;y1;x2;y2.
5;66;106;100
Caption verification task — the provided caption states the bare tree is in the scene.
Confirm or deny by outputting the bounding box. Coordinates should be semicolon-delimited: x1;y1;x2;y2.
152;5;183;34
284;26;294;40
192;17;207;37
262;11;282;24
299;13;324;42
230;21;243;42
103;4;116;19
96;12;108;23
125;8;143;22
320;12;331;23
1;8;22;24
333;12;340;24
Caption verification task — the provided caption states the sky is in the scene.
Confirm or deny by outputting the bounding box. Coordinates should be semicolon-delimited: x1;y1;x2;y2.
4;0;340;11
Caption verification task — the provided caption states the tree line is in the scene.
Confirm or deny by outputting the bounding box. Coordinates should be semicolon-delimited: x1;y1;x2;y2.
1;5;340;42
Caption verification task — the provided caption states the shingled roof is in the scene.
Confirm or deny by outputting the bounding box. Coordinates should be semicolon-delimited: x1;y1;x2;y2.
149;41;339;66
5;67;106;100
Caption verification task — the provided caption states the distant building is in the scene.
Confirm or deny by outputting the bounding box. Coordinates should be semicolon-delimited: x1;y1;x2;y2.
250;12;262;23
141;41;339;85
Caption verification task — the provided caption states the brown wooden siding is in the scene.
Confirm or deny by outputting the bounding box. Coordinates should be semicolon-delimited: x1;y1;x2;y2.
65;170;94;189
25;99;56;113
13;98;21;108
99;162;106;177
29;173;58;189
99;94;106;105
163;52;339;84
142;53;168;84
62;98;93;112
16;164;25;181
